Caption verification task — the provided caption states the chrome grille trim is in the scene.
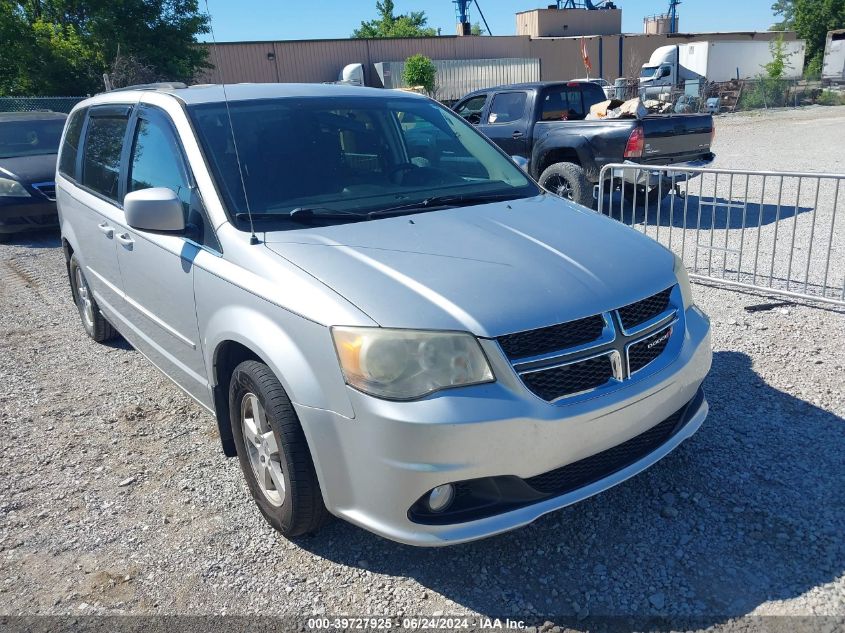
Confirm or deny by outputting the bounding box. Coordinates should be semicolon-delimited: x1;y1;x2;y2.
501;285;683;403
511;313;615;372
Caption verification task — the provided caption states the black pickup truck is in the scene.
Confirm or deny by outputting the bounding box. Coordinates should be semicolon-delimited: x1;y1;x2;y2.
452;81;715;208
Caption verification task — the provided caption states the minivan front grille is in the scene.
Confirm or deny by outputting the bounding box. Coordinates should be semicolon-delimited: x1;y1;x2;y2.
617;286;672;331
521;354;615;401
498;286;678;402
628;325;673;374
496;314;605;360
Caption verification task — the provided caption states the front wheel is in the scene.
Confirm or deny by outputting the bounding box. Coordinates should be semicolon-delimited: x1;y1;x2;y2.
538;162;594;208
68;254;117;342
229;360;329;538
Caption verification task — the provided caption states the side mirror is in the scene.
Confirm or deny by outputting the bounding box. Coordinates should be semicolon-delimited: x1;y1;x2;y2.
511;155;528;171
124;188;185;233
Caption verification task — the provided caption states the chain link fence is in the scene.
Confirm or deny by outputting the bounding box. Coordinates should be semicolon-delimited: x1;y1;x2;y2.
0;97;86;114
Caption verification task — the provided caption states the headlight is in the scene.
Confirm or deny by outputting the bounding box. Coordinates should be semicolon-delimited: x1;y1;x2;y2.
673;253;693;309
0;177;31;198
332;327;494;400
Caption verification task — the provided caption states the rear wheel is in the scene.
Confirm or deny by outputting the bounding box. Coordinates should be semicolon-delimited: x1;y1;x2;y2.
229;360;330;538
539;162;594;208
69;254;117;342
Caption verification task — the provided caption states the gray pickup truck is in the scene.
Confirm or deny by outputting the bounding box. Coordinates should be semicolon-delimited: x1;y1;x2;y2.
452;81;715;207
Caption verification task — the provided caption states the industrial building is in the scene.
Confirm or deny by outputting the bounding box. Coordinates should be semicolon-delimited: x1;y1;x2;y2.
198;4;794;92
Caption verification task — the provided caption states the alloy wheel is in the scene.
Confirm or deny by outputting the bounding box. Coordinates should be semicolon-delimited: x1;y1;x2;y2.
545;174;574;200
75;267;95;328
240;392;286;506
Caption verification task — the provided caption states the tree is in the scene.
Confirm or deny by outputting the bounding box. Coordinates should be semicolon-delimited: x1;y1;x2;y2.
352;0;437;38
770;0;795;30
764;35;794;78
470;22;486;36
0;1;209;96
402;54;436;95
770;0;845;73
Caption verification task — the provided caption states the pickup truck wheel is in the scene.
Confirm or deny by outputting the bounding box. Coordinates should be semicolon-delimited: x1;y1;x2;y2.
68;254;117;342
229;360;330;538
539;162;594;208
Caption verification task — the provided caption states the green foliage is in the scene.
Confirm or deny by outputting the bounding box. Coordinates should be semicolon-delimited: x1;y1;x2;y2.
770;0;795;29
470;22;486;36
352;0;437;38
817;89;845;105
0;1;210;96
402;54;436;95
738;77;791;109
804;55;823;79
764;35;794;78
771;0;845;72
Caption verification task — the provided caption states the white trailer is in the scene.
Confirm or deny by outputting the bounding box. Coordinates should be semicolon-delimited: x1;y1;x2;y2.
822;30;845;83
640;39;806;96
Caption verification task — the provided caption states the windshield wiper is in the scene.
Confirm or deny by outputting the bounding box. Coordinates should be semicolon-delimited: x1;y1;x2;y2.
367;192;523;219
235;208;365;225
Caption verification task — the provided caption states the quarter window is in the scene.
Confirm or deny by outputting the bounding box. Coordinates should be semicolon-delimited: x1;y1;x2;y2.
58;109;86;179
128;116;191;215
82;115;129;201
487;92;527;124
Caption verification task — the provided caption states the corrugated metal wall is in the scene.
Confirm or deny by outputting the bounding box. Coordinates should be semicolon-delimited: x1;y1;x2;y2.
199;31;795;88
378;58;540;101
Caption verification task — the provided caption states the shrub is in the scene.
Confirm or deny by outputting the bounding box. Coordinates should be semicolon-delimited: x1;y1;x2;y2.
403;54;436;95
817;90;845;106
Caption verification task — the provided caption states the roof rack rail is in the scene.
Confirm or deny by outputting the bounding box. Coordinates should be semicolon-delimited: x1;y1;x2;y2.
109;82;188;92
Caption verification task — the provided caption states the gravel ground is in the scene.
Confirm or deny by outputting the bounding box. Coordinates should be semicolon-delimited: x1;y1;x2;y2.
1;106;844;631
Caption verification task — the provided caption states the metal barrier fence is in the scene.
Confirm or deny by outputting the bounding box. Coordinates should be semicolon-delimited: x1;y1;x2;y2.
0;96;86;114
596;164;845;306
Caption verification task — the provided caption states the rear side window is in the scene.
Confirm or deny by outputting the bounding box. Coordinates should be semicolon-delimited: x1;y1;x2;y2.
82;115;129;201
487;92;527;124
58;109;85;179
541;85;606;121
454;94;487;124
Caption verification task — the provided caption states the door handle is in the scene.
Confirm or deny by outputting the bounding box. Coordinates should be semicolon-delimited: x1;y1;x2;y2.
116;233;134;248
512;131;524;139
97;222;114;238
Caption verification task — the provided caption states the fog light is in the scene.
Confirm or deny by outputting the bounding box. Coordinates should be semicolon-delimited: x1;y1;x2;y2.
427;484;455;512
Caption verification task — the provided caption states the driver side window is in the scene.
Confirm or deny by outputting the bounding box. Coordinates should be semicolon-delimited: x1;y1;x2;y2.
128;116;191;216
454;94;487;125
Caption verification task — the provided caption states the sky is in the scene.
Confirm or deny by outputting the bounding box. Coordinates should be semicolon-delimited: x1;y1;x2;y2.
201;0;779;43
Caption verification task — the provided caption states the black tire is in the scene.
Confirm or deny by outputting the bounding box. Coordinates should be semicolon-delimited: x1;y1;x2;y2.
229;360;330;538
538;162;595;208
68;254;117;342
0;233;10;243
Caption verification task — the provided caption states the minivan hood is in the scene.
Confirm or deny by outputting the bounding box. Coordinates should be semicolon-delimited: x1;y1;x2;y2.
263;194;676;337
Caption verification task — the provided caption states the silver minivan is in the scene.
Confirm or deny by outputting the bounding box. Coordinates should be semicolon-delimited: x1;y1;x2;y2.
56;83;711;546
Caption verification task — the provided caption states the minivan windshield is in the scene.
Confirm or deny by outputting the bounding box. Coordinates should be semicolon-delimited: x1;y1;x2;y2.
188;96;538;228
0;118;65;159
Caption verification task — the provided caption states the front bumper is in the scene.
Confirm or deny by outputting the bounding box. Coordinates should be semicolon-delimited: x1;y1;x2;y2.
300;305;711;546
0;199;58;235
612;154;716;188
